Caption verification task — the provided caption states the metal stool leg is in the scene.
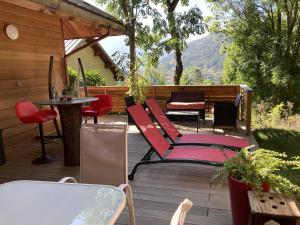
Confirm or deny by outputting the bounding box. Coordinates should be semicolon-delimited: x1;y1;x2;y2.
32;123;53;165
53;118;62;137
94;116;98;124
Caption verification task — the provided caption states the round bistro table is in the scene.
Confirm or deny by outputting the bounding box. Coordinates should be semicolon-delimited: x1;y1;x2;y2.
36;97;97;166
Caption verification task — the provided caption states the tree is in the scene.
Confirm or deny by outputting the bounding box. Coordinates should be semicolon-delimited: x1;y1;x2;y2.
142;66;166;85
207;0;300;105
180;66;203;85
95;0;154;94
145;0;205;85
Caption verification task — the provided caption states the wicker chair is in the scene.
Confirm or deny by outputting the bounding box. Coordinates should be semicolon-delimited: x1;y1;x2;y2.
213;94;241;132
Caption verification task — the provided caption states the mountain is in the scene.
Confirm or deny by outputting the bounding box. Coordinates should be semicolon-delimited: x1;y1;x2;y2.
159;33;225;84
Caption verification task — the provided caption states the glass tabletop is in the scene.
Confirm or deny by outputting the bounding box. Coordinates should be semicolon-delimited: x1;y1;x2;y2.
0;180;126;225
35;97;98;106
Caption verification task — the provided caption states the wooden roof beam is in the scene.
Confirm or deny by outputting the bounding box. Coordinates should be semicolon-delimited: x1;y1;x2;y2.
65;34;109;58
30;0;124;35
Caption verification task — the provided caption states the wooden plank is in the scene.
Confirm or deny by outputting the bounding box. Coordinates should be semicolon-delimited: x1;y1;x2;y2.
0;41;63;54
0;86;48;99
0;69;51;80
0;60;63;70
0;94;49;111
0;1;60;26
0;7;61;32
0;21;62;40
0;51;62;62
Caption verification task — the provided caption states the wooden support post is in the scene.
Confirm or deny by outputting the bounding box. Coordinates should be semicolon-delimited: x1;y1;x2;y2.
245;87;253;136
78;58;88;97
48;56;54;99
47;56;62;137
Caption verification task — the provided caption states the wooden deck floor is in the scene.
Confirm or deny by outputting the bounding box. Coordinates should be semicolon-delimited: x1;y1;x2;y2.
0;115;256;225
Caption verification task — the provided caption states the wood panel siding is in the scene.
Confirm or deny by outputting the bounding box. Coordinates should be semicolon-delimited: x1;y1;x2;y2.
0;1;65;147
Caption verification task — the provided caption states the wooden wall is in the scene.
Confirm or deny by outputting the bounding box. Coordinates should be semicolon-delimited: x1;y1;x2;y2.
0;1;65;147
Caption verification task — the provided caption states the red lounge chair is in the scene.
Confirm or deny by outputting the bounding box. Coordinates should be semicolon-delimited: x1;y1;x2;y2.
145;98;250;150
81;94;113;123
126;104;237;180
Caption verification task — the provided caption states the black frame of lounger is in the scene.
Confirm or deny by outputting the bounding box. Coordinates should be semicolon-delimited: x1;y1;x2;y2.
128;147;223;180
144;100;240;151
126;108;223;180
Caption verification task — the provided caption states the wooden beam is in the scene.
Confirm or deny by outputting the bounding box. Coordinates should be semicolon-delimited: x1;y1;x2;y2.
65;35;108;58
2;0;124;39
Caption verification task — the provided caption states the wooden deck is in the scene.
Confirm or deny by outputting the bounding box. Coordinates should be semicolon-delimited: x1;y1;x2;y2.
0;115;256;225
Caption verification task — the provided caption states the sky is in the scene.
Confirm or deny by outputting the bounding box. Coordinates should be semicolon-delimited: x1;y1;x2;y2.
85;0;211;55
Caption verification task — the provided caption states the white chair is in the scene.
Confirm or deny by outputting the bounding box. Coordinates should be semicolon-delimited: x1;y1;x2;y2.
170;199;193;225
58;177;78;183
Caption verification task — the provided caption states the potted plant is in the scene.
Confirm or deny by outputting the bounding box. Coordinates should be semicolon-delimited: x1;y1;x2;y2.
214;148;300;225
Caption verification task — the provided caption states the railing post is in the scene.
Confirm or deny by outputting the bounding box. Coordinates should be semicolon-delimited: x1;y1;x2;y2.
240;85;253;136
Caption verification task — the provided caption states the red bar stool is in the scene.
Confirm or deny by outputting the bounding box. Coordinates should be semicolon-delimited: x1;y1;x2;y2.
81;94;113;123
15;101;58;164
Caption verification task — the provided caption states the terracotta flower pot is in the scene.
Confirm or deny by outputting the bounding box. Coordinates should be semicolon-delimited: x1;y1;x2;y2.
228;177;270;225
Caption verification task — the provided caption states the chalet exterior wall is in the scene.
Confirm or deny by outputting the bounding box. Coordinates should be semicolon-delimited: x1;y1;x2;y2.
66;47;116;86
0;1;65;147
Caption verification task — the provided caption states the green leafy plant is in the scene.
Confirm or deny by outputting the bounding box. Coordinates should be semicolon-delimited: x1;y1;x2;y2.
214;148;300;198
84;70;105;86
67;67;105;87
128;74;147;102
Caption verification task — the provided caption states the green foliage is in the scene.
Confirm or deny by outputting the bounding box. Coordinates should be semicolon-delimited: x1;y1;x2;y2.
85;70;106;86
127;75;147;102
180;66;203;85
203;79;215;85
214;148;300;198
139;0;206;84
67;67;105;87
142;66;166;85
207;0;300;106
252;101;294;129
111;51;129;76
67;67;77;87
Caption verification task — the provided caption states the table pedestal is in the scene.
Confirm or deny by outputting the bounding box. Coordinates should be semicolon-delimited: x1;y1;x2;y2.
57;104;82;166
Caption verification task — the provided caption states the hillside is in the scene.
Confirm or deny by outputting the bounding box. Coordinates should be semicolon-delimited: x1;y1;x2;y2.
159;33;225;84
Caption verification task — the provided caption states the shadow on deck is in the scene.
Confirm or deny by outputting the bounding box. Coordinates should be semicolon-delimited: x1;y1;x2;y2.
0;115;256;225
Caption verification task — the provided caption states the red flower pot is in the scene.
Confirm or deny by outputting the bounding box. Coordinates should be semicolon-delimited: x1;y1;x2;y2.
228;177;270;225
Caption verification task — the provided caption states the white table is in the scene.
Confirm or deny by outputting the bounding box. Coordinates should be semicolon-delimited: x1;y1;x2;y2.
0;180;128;225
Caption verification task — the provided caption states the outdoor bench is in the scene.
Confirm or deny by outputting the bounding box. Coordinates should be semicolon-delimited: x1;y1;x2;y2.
166;91;206;124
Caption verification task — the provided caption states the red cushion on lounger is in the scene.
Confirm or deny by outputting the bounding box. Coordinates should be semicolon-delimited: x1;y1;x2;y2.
167;102;205;110
178;134;249;149
146;99;180;141
167;146;237;163
127;104;171;157
145;98;250;148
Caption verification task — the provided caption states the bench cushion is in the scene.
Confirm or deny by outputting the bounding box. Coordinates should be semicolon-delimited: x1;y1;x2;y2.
167;101;205;110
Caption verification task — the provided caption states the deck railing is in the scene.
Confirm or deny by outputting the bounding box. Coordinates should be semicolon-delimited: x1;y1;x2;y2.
87;85;253;135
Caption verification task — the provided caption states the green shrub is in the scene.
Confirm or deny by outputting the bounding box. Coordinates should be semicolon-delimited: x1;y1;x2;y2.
252;101;294;128
214;148;300;198
66;67;105;87
67;67;77;87
85;70;105;86
270;102;285;125
128;74;147;102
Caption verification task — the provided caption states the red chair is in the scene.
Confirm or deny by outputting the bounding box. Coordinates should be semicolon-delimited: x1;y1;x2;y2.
15;101;57;164
81;94;113;123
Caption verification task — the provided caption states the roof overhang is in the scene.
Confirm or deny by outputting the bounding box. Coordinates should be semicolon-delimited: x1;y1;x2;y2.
4;0;125;39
